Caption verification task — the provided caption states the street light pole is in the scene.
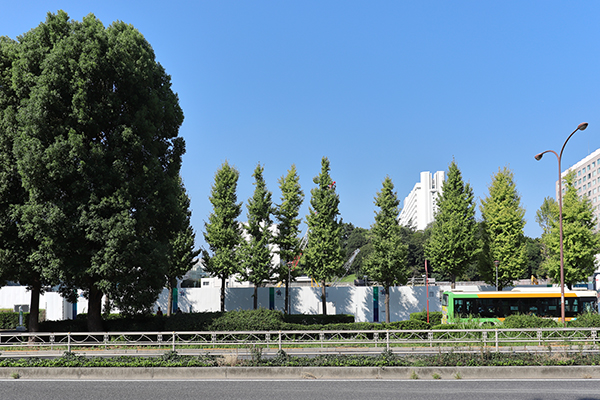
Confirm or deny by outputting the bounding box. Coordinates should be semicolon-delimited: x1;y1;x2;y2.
534;122;589;325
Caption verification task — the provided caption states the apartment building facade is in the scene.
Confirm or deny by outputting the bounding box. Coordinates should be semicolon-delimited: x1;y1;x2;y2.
398;171;445;231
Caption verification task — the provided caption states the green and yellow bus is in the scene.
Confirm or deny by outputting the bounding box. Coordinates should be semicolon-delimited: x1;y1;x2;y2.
441;288;598;324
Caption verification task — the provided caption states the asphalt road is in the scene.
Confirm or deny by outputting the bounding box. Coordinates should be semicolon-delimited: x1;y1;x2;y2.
1;379;600;400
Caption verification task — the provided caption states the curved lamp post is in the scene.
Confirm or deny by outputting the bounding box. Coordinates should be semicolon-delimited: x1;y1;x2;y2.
534;122;589;324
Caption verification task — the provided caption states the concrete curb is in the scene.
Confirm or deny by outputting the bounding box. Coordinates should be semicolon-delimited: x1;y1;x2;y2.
2;366;600;380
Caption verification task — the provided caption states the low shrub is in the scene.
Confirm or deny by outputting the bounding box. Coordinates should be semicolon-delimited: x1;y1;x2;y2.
568;312;600;328
502;314;559;329
409;311;442;326
282;314;354;325
208;309;285;331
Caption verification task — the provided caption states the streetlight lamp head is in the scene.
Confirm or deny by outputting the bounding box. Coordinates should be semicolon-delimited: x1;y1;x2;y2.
578;122;589;131
534;153;544;161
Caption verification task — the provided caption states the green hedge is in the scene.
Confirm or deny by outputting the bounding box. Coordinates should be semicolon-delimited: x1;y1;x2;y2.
409;311;442;326
0;312;28;330
34;310;600;333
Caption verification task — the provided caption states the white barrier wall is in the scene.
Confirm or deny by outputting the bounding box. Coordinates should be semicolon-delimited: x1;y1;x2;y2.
155;285;442;322
2;285;442;323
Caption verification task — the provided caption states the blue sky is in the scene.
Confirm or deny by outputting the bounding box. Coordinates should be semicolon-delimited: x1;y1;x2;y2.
3;2;600;246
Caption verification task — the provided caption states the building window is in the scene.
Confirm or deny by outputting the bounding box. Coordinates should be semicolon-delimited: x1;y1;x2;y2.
579;171;582;177
584;176;587;182
588;165;591;171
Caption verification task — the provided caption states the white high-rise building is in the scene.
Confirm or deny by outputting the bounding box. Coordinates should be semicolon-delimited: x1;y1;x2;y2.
398;171;445;231
557;147;600;231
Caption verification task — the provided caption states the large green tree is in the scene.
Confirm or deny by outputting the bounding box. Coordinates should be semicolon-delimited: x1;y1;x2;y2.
363;176;408;323
3;12;186;331
273;165;304;314
541;172;600;288
0;35;58;332
240;164;275;310
425;161;477;288
203;162;243;312
479;167;528;290
303;157;344;315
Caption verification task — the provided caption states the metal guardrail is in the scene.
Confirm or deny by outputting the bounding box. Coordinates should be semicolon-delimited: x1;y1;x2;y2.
0;328;598;354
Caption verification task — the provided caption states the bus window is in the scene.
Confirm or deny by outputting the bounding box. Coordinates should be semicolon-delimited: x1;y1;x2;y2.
442;293;448;307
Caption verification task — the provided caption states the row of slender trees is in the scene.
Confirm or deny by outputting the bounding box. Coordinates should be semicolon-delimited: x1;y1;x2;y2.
0;12;198;332
201;157;411;321
201;156;599;323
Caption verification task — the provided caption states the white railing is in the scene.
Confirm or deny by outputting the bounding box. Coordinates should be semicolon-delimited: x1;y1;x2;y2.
0;328;598;354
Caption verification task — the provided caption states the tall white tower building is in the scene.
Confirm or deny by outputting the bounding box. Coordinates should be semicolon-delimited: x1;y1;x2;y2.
398;171;445;231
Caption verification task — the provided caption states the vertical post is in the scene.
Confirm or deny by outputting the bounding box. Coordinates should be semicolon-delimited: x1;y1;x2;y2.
495;329;498;352
68;332;71;353
425;260;429;323
172;331;176;352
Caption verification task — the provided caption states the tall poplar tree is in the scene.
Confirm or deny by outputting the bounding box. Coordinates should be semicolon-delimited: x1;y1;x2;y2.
425;160;477;288
203;162;243;312
541;172;600;288
363;176;408;323
240;164;274;309
304;157;344;315
165;177;199;316
480;167;528;290
273;165;304;314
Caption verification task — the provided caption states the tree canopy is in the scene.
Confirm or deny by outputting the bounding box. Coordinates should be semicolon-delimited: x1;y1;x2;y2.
0;11;188;331
541;172;600;288
240;163;275;309
363;176;408;323
304;157;343;315
479;167;528;290
273;165;304;313
203;161;243;312
424;160;477;287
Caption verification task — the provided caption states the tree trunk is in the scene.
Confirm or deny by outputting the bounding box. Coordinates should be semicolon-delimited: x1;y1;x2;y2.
385;285;390;323
167;286;173;317
450;273;456;289
167;277;176;316
321;282;327;315
253;285;258;310
87;285;104;332
220;277;226;312
28;277;41;333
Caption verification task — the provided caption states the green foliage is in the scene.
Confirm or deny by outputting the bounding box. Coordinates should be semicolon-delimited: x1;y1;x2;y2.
2;11;187;331
282;313;354;326
479;167;528;290
0;312;29;329
567;312;600;328
6;350;600;368
203;161;243;311
341;223;371;274
273;165;304;289
409;311;443;326
165;178;200;316
363;176;408;323
208;309;285;331
541;172;600;287
304;157;344;314
502;314;559;329
240;164;275;309
425;161;477;286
